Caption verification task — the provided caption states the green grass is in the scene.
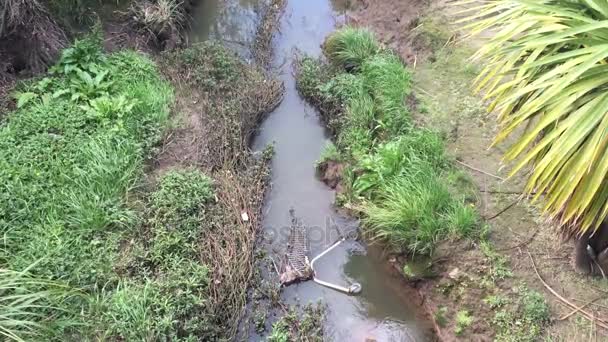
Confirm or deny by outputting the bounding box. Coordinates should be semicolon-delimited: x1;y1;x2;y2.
455;310;473;335
100;169;216;340
0;35;173;339
296;27;481;256
492;285;550;342
324;27;379;71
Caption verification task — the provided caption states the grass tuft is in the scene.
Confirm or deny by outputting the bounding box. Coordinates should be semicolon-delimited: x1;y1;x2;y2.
323;26;379;71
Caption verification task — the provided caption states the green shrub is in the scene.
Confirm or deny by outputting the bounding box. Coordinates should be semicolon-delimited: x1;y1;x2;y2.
324;27;379;71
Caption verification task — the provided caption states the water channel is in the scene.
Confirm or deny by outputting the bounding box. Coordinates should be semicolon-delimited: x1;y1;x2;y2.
188;1;434;340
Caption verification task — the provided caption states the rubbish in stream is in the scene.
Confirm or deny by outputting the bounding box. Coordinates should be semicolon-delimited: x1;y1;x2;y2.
277;210;362;295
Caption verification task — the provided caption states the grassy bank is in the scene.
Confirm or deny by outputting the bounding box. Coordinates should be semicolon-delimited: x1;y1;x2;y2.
0;32;173;339
296;27;479;256
0;31;281;339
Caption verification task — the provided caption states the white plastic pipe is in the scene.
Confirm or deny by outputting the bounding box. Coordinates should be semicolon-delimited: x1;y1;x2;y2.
310;238;362;295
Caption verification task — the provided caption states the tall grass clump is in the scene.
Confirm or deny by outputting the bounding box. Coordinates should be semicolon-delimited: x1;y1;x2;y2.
297;26;480;255
0;33;173;339
0;264;74;342
324;27;379;71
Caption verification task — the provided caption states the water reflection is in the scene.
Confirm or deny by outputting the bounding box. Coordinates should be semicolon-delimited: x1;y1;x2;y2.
187;0;264;54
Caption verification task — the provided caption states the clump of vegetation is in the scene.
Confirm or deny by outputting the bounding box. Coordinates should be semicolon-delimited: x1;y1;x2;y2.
492;286;550;342
163;42;284;167
454;310;473;335
268;303;325;342
0;34;173;339
0;265;74;341
316;141;341;166
296;26;480;255
434;306;449;327
480;241;513;283
323;27;379;71
103;169;217;340
129;0;185;49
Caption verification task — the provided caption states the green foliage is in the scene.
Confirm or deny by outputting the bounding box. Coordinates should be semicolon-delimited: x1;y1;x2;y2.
362;171;478;254
0;264;75;342
165;42;241;91
484;294;509;309
480;241;513;283
356;134;477;254
460;0;608;234
268;304;324;342
102;170;214;340
316;141;342;166
360;52;411;135
493;286;550;342
297;27;480;256
0;36;173;339
434;306;449;327
324;26;379;71
455;310;473;335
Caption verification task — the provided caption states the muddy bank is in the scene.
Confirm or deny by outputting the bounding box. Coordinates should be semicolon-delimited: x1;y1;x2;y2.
347;0;608;341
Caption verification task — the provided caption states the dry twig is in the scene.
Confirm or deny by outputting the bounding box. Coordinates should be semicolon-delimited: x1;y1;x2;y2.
528;251;608;330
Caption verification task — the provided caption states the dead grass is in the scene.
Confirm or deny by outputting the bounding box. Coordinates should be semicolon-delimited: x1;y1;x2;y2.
253;0;286;68
0;0;67;73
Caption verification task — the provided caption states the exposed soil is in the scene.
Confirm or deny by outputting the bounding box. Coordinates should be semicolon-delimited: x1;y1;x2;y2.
346;0;428;64
316;160;345;191
348;0;608;341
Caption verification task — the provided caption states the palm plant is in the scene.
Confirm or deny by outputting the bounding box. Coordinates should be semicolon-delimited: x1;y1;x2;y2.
459;0;608;273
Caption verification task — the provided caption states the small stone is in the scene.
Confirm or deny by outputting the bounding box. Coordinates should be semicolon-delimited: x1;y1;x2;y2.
448;267;460;280
241;212;249;222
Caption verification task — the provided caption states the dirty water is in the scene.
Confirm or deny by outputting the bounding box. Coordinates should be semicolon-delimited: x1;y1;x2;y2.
188;0;434;340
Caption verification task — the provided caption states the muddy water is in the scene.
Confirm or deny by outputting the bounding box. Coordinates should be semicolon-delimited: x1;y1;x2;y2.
188;0;433;340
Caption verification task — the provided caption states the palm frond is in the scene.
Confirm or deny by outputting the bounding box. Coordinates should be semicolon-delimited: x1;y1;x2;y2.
459;0;608;236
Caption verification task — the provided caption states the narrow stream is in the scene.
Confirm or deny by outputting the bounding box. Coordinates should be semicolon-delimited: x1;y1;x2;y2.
189;0;434;340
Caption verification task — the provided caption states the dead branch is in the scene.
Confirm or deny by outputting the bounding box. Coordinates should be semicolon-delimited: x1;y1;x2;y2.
455;159;505;181
528;251;608;330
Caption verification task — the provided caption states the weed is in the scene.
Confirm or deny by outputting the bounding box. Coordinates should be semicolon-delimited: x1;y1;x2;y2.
403;264;415;277
480;241;512;282
324;26;379;71
268;303;325;342
105;169;216;340
493;285;550;342
297;27;480;257
253;309;268;333
130;0;185;40
455;310;473;335
484;294;509;309
0;264;75;341
434;306;449;327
